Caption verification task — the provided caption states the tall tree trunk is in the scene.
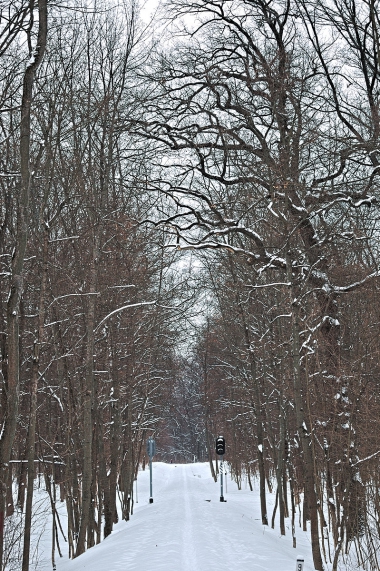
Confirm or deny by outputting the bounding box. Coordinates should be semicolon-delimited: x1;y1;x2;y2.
0;2;47;567
75;233;99;557
276;403;286;536
22;229;49;571
104;339;121;537
249;355;268;526
205;426;217;482
287;253;324;571
228;254;268;526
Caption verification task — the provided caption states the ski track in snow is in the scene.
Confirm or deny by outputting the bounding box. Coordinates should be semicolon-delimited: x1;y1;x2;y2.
38;462;317;571
182;465;199;571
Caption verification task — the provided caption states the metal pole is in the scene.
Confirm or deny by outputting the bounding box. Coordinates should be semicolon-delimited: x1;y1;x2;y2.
149;455;153;503
220;455;224;502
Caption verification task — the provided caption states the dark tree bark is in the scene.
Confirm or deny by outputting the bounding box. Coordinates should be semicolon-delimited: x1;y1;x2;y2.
22;228;49;571
0;1;47;566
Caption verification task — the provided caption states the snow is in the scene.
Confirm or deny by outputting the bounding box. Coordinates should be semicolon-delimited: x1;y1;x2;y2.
38;462;315;571
351;198;375;208
267;201;279;218
94;300;157;331
27;53;36;67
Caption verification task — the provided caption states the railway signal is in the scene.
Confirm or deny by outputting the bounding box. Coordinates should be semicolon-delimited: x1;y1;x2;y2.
215;436;226;502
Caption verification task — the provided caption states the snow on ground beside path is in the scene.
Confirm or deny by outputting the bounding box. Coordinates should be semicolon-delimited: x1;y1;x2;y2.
39;462;315;571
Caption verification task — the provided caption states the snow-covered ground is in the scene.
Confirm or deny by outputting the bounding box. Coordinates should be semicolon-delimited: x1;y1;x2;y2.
33;462;315;571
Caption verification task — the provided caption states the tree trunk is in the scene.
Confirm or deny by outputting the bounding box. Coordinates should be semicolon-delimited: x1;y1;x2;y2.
75;233;99;557
22;228;48;571
229;254;268;526
205;426;217;482
104;343;121;537
287;263;324;570
0;2;47;567
277;406;286;536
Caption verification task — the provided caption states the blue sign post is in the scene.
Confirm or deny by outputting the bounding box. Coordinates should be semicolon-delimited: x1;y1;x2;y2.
146;437;156;503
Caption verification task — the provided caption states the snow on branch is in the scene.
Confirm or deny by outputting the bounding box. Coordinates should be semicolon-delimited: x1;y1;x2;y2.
351;449;380;467
94;300;157;331
47;292;100;309
333;270;380;293
302;315;340;337
49;235;79;243
248;282;291;289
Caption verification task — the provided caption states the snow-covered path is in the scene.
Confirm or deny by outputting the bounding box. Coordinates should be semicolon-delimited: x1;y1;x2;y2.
49;462;314;571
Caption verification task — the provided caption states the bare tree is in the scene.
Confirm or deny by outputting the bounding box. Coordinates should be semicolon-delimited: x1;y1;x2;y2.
0;1;47;566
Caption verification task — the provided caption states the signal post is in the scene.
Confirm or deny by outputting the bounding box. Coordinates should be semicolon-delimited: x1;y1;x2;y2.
215;436;226;502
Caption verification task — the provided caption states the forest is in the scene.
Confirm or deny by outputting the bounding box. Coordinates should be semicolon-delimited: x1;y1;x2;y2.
1;0;380;569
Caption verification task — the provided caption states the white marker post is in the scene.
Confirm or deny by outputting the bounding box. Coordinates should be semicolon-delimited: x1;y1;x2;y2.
296;556;304;571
